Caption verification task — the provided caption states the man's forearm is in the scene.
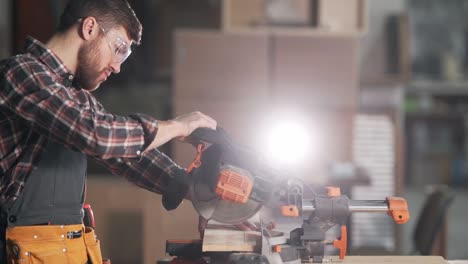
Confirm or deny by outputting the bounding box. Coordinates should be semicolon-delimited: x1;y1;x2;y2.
146;120;183;150
96;147;187;195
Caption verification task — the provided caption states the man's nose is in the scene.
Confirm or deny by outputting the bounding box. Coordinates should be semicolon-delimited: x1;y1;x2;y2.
110;62;121;74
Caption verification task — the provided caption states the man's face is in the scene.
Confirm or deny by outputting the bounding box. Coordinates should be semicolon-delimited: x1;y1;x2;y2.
75;25;132;91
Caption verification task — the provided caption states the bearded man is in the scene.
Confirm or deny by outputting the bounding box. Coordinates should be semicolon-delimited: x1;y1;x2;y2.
0;0;216;263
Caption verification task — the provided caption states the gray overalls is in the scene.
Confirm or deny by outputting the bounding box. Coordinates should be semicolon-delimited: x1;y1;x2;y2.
0;140;87;260
7;140;86;226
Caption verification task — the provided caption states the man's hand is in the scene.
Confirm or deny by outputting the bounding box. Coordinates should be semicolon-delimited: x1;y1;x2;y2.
173;111;217;140
147;111;217;149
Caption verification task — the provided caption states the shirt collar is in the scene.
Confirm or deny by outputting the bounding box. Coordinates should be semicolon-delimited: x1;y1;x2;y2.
25;36;75;86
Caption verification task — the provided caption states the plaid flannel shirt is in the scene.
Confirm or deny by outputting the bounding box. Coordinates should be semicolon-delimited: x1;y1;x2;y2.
0;36;186;203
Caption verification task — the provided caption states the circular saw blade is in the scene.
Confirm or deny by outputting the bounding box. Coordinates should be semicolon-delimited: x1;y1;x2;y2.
190;177;263;224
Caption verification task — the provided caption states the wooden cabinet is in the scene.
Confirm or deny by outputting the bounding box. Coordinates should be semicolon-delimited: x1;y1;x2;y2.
174;30;360;105
174;31;269;101
222;0;367;36
272;35;359;108
173;30;359;176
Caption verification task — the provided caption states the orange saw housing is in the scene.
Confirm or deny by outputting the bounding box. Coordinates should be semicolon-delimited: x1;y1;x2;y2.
215;167;253;204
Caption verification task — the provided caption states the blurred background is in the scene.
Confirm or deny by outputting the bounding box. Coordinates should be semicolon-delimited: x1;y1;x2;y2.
1;0;468;263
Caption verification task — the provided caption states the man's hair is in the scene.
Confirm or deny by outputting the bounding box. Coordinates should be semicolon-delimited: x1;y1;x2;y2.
58;0;142;45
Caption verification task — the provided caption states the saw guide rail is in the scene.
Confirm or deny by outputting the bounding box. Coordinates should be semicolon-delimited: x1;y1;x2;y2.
162;128;410;264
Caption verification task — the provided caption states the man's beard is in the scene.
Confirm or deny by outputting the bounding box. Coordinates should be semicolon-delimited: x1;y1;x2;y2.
75;39;106;91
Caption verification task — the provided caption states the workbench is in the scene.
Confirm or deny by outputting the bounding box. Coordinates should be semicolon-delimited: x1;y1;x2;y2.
322;256;465;264
157;255;468;264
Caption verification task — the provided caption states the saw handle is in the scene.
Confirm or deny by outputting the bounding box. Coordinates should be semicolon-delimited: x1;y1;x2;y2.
187;144;205;173
187;127;231;146
186;127;229;174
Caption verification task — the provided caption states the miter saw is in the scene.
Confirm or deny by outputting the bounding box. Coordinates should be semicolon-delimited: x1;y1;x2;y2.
160;128;410;264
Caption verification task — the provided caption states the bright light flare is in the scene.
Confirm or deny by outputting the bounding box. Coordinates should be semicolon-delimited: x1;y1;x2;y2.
265;121;312;165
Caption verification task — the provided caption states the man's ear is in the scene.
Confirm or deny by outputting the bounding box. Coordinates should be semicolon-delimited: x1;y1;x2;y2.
80;17;99;41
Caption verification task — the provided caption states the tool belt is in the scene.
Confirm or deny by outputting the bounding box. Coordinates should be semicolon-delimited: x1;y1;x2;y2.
4;224;107;264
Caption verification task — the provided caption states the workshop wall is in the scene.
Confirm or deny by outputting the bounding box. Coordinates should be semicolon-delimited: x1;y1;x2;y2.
360;0;407;82
86;177;200;264
5;0;468;262
0;0;11;59
12;0;56;53
358;0;468;259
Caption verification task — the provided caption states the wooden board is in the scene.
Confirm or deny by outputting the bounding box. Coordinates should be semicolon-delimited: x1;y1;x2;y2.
202;229;262;252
